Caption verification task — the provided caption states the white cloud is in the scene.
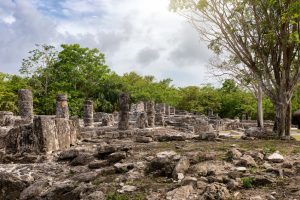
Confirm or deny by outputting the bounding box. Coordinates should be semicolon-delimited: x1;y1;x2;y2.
0;0;214;86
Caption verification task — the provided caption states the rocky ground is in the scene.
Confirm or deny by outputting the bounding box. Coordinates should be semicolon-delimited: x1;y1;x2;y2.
1;128;300;200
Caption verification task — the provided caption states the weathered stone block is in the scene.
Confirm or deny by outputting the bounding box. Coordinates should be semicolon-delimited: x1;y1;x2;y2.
5;124;38;154
55;118;71;150
33;116;59;153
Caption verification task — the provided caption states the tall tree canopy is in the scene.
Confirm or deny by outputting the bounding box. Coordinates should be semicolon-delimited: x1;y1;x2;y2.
170;0;300;137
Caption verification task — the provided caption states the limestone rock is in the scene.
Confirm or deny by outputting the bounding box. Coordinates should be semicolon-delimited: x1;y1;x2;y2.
202;183;231;200
70;153;93;166
239;155;257;167
135;136;153;143
107;151;126;163
166;185;193;200
114;163;135;173
173;156;190;179
20;180;49;200
267;152;284;163
0;172;29;200
58;149;79;161
227;148;242;160
82;191;105;200
88;160;109;169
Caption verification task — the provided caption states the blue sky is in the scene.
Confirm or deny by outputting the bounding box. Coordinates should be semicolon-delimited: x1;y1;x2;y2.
0;0;215;86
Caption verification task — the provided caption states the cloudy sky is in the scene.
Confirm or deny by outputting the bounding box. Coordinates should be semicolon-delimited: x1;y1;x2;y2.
0;0;215;87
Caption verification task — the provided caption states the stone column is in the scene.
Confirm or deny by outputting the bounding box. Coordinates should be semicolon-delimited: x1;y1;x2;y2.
170;107;176;115
118;93;130;130
56;94;69;119
83;100;94;127
165;105;170;116
146;101;155;127
18;89;33;123
136;112;148;129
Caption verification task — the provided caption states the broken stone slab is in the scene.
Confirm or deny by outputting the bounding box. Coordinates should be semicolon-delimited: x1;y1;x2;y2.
227;148;242;160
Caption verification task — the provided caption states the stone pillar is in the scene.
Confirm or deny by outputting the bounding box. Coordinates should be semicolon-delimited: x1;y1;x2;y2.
170;107;176;115
83;100;94;127
136;112;148;129
146;101;155;127
18;89;33;123
118;93;130;130
165;105;170;116
56;94;69;119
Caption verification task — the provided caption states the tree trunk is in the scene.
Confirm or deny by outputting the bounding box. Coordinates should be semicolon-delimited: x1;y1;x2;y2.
285;102;291;137
257;84;264;128
273;101;290;137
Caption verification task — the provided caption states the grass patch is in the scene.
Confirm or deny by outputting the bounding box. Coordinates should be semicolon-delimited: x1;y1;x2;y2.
263;143;278;154
292;135;300;141
241;177;254;188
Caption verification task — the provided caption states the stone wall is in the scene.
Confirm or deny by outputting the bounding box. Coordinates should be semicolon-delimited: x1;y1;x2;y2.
4;116;79;154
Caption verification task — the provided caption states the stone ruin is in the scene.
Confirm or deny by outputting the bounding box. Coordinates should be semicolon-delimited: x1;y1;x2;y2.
0;90;272;156
0;92;79;154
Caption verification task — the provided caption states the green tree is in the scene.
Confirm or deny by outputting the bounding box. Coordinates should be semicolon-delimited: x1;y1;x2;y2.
171;0;300;137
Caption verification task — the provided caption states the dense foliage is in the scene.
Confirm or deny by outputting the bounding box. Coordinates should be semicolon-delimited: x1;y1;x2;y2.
1;43;300;120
